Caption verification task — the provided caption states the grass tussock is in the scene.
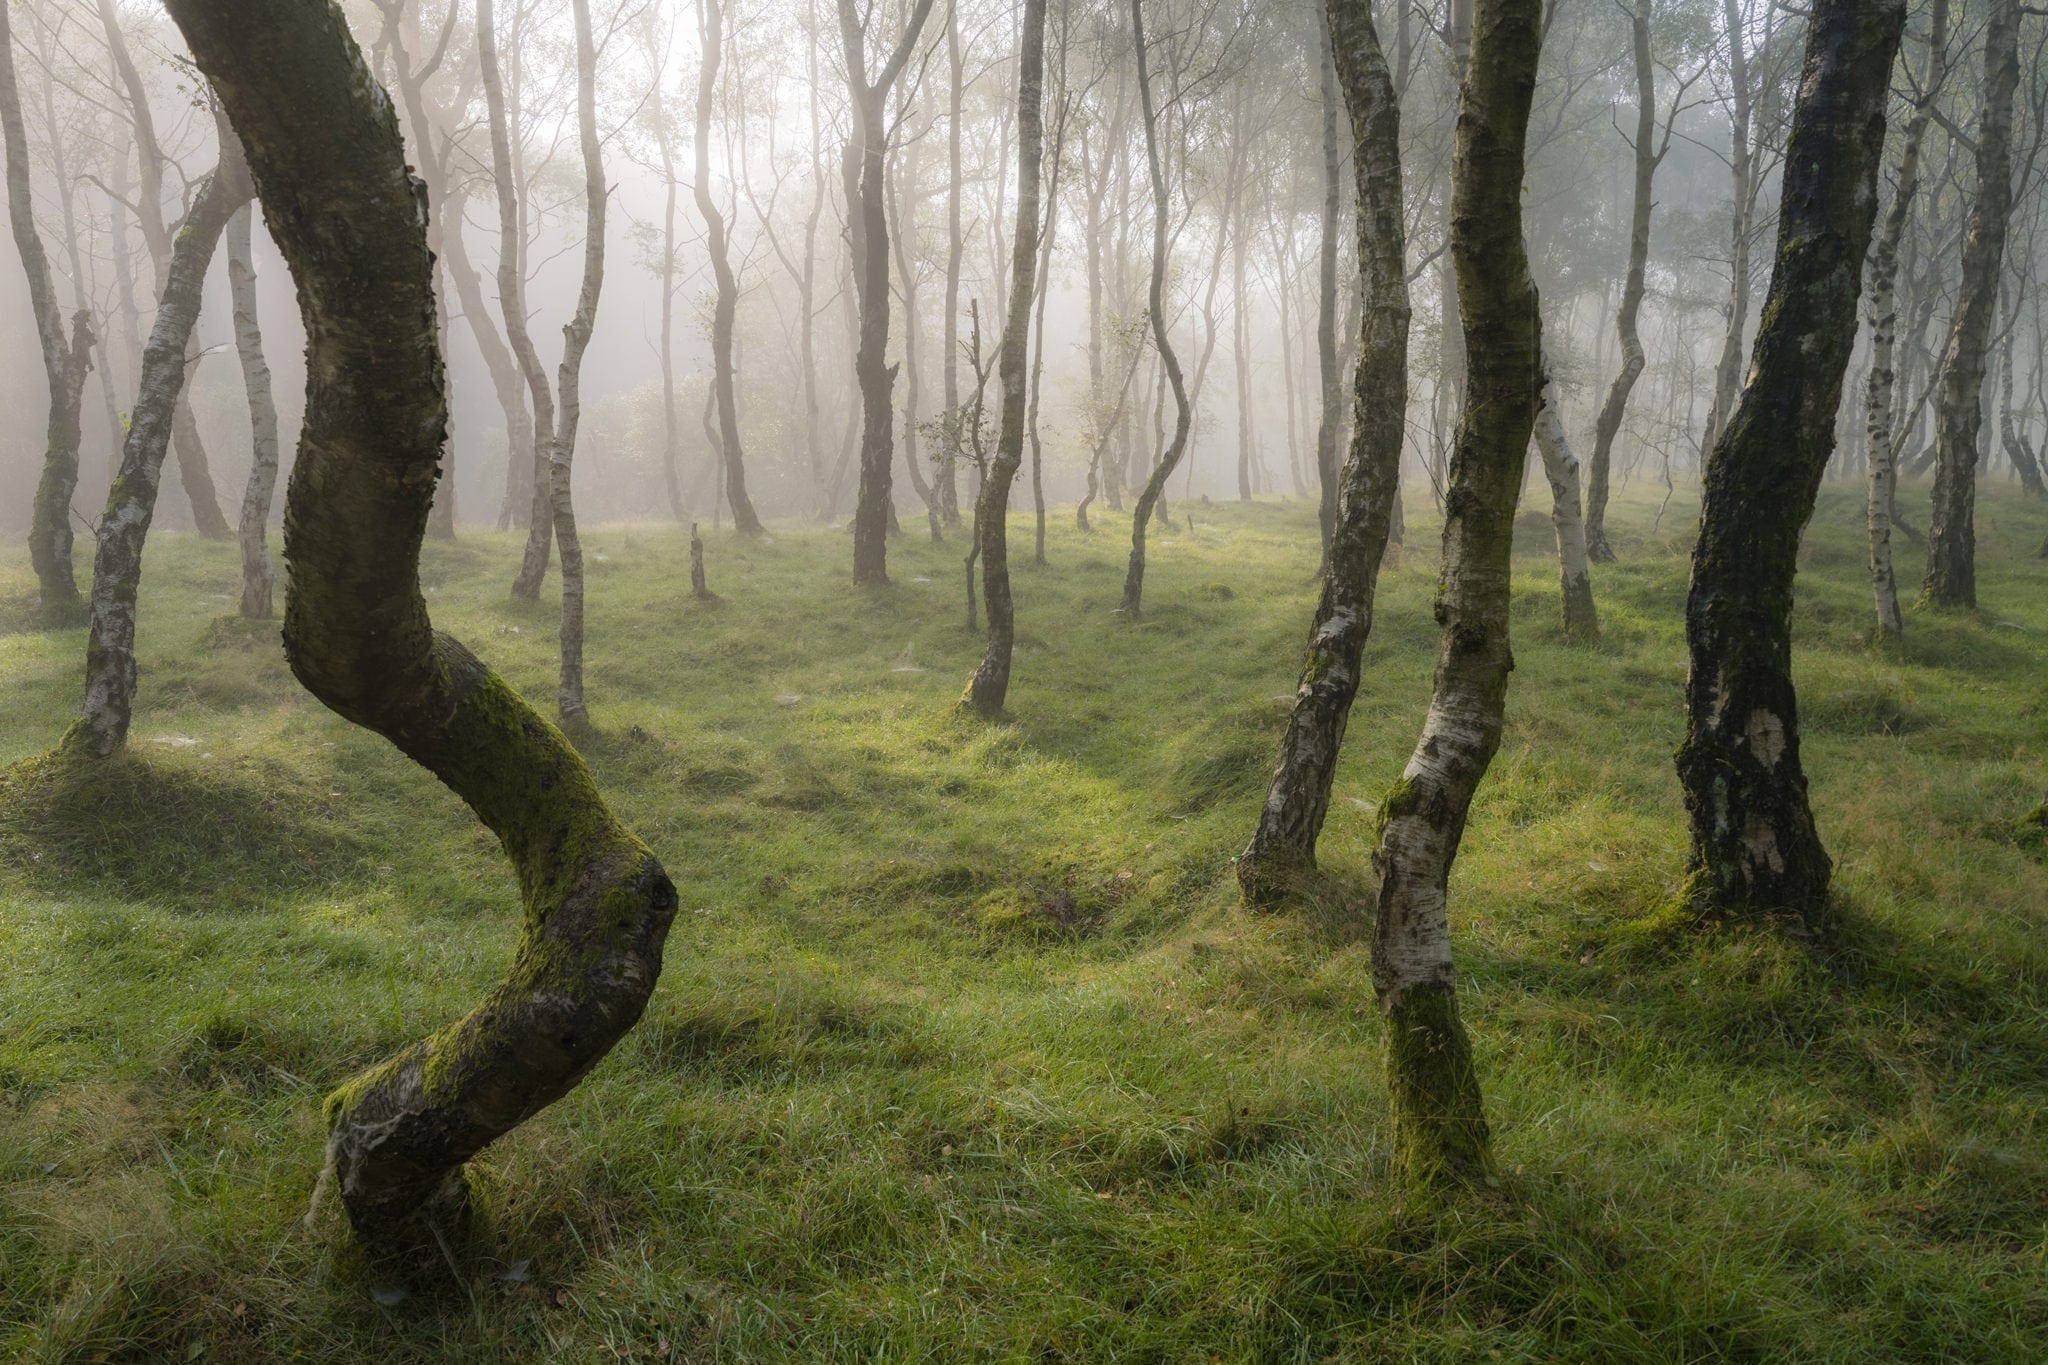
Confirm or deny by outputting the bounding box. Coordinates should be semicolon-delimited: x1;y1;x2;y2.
0;485;2045;1359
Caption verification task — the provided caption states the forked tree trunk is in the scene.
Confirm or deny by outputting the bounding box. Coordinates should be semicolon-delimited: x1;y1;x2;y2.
74;140;253;757
227;205;282;620
164;0;677;1250
1532;343;1598;641
1118;0;1192;619
1583;0;1660;563
960;0;1046;718
1676;0;1906;927
1;1;92;625
1237;0;1406;905
696;0;764;537
839;0;939;585
1924;0;2020;610
1370;0;1542;1188
550;0;606;725
1862;0;1948;642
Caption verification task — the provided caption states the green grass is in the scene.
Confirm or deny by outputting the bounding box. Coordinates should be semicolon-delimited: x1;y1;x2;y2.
1;482;2044;1361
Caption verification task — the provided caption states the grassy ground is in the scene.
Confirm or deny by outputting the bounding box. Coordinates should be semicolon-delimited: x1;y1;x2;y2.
0;482;2044;1362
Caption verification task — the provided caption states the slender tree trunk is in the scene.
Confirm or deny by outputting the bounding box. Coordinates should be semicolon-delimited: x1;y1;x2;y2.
439;197;534;533
1863;0;1948;642
653;113;686;521
1371;0;1543;1187
1925;0;2020;610
549;0;607;724
1584;0;1659;563
1026;60;1070;566
164;0;676;1248
227;206;281;620
483;0;561;599
697;0;764;537
1702;0;1755;453
75;142;252;756
1314;12;1343;556
1532;341;1598;641
961;0;1047;717
1677;0;1906;927
889;137;942;538
1119;0;1193;618
1;2;91;625
1238;0;1407;904
940;0;965;527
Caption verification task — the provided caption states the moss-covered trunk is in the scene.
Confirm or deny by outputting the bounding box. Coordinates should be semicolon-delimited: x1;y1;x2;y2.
228;206;282;621
1237;0;1407;905
1;2;92;626
1675;0;1906;927
1118;0;1193;620
1924;0;2019;610
163;0;677;1249
961;0;1047;718
1370;0;1545;1188
75;137;252;758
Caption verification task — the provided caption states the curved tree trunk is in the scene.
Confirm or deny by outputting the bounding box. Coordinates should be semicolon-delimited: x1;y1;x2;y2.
1119;0;1193;619
482;0;560;601
1925;0;2020;610
1862;0;1948;642
1676;0;1906;928
960;0;1046;718
1237;0;1406;905
1369;0;1543;1188
1583;0;1659;564
228;205;282;620
696;0;764;537
163;0;677;1249
1313;12;1343;558
437;197;534;533
1533;342;1598;641
1;1;92;625
74;138;253;757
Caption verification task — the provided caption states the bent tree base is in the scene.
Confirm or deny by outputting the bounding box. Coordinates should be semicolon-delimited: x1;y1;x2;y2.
1384;983;1492;1187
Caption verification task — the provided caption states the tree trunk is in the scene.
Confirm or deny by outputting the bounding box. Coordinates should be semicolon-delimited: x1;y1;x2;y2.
1701;0;1755;454
1;1;91;625
1583;0;1659;564
1862;0;1947;642
840;0;938;585
438;195;534;533
1314;13;1343;557
227;206;281;620
1238;0;1406;905
1372;0;1543;1188
75;140;252;756
1533;341;1598;641
1924;0;2020;610
960;0;1046;718
1676;0;1906;928
939;1;964;527
164;0;676;1250
1119;0;1193;619
697;0;764;537
889;136;942;539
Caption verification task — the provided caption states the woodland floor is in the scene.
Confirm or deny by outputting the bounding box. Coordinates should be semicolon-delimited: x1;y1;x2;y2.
0;483;2045;1361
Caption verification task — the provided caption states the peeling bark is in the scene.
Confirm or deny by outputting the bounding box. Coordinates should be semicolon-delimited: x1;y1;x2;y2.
1924;0;2020;610
1371;0;1545;1187
163;0;676;1249
1677;0;1906;927
228;206;281;620
1;1;91;625
961;0;1046;719
1238;0;1406;905
74;136;252;758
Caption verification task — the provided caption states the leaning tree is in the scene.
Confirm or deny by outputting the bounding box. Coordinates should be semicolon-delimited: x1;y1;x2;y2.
160;0;678;1248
